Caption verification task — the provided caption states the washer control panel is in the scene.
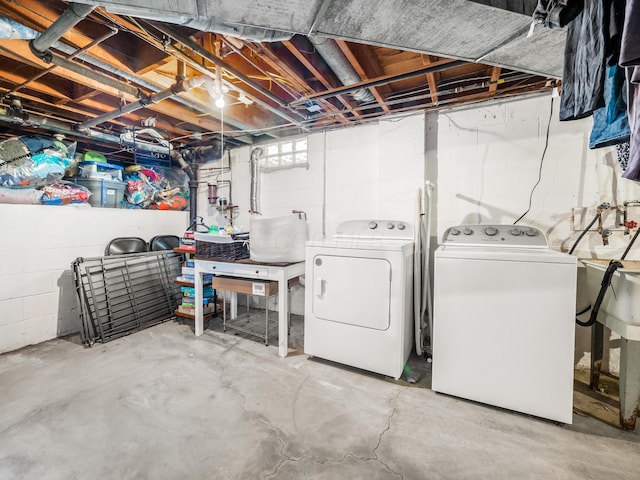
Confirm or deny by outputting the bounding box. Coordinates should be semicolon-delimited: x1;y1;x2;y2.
442;224;547;248
335;220;414;240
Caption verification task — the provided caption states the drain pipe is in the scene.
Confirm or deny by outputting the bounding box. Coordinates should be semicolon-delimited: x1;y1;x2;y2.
48;53;140;97
308;36;375;103
29;3;95;62
77;76;209;131
171;150;198;227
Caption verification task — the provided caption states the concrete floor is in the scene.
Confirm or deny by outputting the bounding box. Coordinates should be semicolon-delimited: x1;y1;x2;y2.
1;317;639;480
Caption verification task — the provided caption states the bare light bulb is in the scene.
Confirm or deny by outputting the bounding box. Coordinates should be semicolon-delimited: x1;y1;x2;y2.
215;95;225;109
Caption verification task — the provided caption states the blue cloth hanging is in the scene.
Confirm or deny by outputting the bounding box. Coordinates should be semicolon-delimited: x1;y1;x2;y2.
589;63;630;149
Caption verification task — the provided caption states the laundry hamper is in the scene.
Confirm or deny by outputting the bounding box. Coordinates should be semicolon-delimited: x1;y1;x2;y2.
194;232;250;261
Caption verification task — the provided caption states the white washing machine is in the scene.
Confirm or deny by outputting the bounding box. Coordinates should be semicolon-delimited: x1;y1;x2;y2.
432;224;577;424
304;220;414;379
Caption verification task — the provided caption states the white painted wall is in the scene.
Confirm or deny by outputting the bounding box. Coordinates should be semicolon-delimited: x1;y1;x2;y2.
197;114;425;315
433;94;640;257
431;93;640;373
0;205;188;353
195;93;639;374
5;93;632;371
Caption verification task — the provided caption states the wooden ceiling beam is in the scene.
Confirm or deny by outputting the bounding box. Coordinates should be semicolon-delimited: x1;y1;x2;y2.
421;54;440;105
281;39;362;120
244;41;350;125
177;34;304;130
489;66;502;93
95;17;294;133
334;40;389;113
56;86;100;104
0;42;231;134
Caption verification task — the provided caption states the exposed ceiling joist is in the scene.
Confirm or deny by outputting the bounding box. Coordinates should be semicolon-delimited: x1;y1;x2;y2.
0;0;556;160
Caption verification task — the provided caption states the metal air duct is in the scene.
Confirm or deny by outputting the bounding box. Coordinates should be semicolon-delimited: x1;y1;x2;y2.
68;3;292;42
308;36;375;104
249;147;263;213
180;18;292;42
0;17;38;40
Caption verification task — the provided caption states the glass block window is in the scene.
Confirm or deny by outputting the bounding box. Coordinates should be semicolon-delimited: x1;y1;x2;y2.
260;137;308;171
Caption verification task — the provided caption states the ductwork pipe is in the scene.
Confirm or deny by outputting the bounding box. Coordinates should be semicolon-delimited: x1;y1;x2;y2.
9;27;118;97
182;18;292;42
0;17;38;40
249;147;263;213
0;109;172;155
309;36;375;104
77;75;209;131
60;2;292;42
29;3;95;61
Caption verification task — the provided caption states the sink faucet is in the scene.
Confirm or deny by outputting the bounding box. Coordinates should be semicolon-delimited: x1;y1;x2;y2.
622;200;640;234
292;210;307;220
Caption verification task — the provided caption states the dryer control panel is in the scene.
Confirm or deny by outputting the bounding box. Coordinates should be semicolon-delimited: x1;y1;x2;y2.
334;220;414;241
441;224;548;248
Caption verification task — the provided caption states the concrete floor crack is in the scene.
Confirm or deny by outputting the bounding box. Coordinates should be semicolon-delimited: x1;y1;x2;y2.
218;362;299;479
371;391;403;479
286;391;404;478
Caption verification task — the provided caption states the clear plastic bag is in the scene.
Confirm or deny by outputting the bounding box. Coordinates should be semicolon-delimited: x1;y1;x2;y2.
40;181;91;205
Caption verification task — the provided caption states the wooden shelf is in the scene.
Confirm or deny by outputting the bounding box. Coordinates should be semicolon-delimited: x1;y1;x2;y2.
174;240;216;321
173;247;195;254
174;279;212;287
174;309;214;320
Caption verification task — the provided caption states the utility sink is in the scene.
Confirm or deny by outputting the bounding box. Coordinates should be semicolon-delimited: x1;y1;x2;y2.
582;259;640;339
581;258;640;431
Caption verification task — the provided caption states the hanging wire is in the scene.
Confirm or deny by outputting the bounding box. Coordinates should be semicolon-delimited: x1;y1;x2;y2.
513;95;554;225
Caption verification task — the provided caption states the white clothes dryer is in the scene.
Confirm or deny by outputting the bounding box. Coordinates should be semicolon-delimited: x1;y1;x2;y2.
304;220;414;379
432;224;577;424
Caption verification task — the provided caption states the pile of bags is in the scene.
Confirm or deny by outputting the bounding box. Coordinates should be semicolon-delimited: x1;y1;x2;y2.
0;134;90;205
123;165;188;210
0;133;190;209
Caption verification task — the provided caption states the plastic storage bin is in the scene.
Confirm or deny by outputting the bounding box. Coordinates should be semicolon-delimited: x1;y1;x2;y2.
78;161;124;181
75;177;125;208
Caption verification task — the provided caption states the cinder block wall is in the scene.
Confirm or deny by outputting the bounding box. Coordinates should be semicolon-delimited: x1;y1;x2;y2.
0;205;188;353
199;115;426;316
431;93;640;373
